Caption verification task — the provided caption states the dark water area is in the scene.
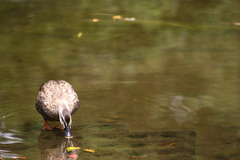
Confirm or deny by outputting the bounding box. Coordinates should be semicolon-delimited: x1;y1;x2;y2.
1;0;240;159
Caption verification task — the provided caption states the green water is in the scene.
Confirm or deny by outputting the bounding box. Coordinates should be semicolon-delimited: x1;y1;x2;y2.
1;0;240;159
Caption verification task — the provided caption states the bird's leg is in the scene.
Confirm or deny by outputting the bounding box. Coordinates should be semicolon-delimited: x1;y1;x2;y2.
55;125;64;129
42;120;54;131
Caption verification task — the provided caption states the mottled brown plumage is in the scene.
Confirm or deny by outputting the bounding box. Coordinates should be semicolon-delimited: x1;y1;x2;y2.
35;80;79;134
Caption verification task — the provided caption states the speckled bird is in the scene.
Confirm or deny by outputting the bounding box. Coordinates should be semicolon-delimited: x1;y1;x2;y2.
35;80;80;138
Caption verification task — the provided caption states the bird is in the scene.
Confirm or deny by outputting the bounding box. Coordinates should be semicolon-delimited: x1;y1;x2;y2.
35;80;80;138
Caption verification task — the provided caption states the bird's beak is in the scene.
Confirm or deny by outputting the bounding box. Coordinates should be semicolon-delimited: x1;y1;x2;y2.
64;126;72;138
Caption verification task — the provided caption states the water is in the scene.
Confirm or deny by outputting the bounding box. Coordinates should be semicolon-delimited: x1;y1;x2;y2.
1;0;240;159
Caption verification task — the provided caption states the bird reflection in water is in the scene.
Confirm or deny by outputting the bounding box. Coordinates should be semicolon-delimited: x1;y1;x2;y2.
38;129;81;160
60;139;80;159
170;95;196;124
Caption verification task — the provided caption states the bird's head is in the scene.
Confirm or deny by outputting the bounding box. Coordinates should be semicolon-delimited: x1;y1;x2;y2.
59;107;72;138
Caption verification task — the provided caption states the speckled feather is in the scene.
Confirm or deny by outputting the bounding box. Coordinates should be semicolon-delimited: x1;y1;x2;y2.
35;80;80;121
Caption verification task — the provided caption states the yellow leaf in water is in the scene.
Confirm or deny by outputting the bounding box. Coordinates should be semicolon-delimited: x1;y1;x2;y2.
84;149;95;153
103;118;115;123
113;15;122;20
167;142;177;147
14;157;27;159
67;147;81;152
129;156;137;159
77;32;82;38
234;22;240;26
92;19;99;22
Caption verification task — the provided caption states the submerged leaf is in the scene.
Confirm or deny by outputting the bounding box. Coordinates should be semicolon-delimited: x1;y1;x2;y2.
129;156;137;159
77;32;82;38
84;149;95;153
113;15;122;20
92;19;99;22
167;142;177;147
234;22;240;26
103;118;115;123
14;157;27;159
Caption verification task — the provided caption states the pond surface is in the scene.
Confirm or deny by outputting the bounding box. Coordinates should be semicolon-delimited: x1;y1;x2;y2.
1;0;240;159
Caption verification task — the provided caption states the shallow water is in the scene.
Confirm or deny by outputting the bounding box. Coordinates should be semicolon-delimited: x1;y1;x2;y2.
1;0;240;159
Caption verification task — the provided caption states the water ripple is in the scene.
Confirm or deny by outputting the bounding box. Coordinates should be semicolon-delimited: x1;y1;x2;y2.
0;149;20;159
0;130;22;144
0;120;23;144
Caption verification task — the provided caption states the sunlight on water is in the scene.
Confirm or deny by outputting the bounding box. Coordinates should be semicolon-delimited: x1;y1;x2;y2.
0;149;20;159
0;124;23;158
0;130;22;144
0;114;23;144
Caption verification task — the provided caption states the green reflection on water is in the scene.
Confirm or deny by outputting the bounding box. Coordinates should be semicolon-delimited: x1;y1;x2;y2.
1;0;240;159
